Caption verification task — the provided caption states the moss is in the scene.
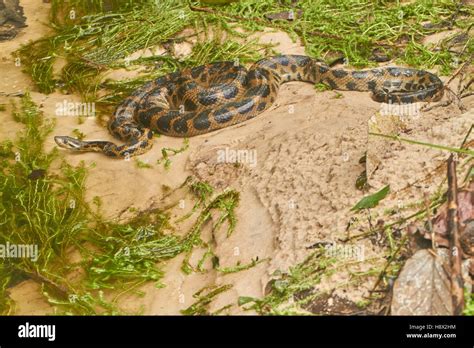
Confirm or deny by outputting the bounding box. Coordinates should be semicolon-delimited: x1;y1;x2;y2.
0;94;240;314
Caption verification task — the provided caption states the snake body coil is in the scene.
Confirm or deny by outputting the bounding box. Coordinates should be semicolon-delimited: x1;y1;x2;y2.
55;55;444;158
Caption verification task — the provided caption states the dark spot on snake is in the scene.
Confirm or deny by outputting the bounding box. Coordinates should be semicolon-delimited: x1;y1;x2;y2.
325;78;338;89
185;81;198;91
247;70;259;81
147;130;153;139
198;91;218;106
177;86;187;99
346;82;357;90
184;99;197;111
404;82;413;91
418;76;427;85
290;64;297;73
223;85;239;99
352;71;368;79
209;62;226;75
191;66;205;79
294;56;311;67
214;108;233;124
200;74;207;83
194;110;211;130
367;81;377;90
173;118;189;134
370;69;384;77
235;73;248;85
297;73;302;80
137;111;153;128
402;69;414;77
332;69;349;78
140;140;149;148
245;85;270;97
153;76;168;85
257;102;267;111
319;64;329;74
278;56;290;66
168;71;181;80
383;80;402;91
429;74;440;84
224;72;238;81
156;111;179;133
387;68;401;77
174;77;189;86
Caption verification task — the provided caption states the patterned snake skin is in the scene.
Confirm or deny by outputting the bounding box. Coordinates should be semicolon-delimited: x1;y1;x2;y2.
55;55;444;158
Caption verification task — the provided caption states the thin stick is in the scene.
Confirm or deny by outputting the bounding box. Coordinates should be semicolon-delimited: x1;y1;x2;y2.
369;235;409;295
20;268;70;299
446;155;464;315
369;132;474;157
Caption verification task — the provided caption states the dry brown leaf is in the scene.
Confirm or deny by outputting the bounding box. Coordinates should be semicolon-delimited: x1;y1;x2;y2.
265;10;303;21
391;249;452;315
408;182;473;251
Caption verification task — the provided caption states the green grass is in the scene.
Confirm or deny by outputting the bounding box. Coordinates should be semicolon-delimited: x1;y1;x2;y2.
238;249;337;315
0;94;240;314
181;284;233;315
17;0;472;101
464;291;474;316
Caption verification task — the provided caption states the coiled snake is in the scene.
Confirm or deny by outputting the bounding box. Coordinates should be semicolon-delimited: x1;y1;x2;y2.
54;55;444;158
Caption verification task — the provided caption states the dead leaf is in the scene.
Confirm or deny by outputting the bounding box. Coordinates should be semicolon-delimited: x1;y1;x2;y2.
391;249;452;315
265;10;303;21
408;182;473;251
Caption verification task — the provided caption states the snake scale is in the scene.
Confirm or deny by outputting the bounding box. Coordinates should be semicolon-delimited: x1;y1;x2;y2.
55;55;444;158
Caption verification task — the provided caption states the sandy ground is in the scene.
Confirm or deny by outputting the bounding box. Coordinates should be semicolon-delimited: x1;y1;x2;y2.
1;1;472;315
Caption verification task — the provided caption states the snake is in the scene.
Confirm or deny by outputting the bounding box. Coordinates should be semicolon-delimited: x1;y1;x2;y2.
54;55;444;158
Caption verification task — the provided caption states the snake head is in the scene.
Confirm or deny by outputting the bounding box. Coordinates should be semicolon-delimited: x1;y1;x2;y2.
54;136;84;151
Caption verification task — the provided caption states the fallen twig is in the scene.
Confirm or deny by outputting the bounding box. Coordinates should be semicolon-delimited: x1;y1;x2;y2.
369;235;409;296
446;155;464;315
